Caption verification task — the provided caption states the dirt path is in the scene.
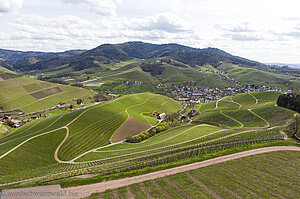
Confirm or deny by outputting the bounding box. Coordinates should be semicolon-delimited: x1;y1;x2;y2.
230;96;242;109
248;92;258;105
248;109;270;127
54;127;69;163
215;98;222;109
280;131;289;140
63;146;300;199
220;111;244;128
0;126;65;159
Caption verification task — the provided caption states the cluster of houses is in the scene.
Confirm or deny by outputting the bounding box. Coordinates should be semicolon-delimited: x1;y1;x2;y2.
123;81;143;85
160;84;287;103
203;70;241;84
1;113;53;128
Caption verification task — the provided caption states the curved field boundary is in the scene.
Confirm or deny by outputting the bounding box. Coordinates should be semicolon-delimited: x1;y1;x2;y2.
64;146;300;199
0;127;65;159
0;127;284;187
223;99;242;108
0;94;179;163
229;96;242;109
220;111;244;128
248;92;258;105
92;124;214;153
73;124;280;165
54;127;69;163
74;127;275;165
215;98;222;109
0;114;64;147
69;97;153;163
0;98;118;160
248;109;270;127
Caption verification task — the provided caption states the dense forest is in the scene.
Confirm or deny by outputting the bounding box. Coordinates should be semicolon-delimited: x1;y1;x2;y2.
277;93;300;112
140;61;165;76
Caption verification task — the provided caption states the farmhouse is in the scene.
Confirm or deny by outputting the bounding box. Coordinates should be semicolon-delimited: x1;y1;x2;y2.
157;113;166;120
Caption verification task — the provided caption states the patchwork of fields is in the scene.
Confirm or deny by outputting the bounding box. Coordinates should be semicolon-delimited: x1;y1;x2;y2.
0;91;297;190
195;92;294;128
0;71;94;113
0;93;181;182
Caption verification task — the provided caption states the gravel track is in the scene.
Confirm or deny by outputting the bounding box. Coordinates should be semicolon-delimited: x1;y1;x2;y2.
63;146;300;199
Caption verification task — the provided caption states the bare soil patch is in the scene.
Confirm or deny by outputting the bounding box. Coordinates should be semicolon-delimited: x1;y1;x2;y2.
112;116;151;142
30;87;63;100
0;77;4;81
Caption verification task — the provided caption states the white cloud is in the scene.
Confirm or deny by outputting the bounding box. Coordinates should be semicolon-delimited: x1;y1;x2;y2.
61;0;122;16
0;0;23;13
1;0;300;62
132;13;190;33
226;33;263;41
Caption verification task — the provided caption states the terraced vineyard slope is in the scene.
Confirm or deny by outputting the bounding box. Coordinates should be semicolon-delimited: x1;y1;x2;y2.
0;91;296;190
0;93;181;186
86;150;300;199
0;69;94;113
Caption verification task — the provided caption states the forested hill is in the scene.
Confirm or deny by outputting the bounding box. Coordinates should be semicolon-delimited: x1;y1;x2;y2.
0;42;264;71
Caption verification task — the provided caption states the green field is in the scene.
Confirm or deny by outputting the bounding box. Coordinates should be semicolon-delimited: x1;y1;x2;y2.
0;72;94;113
195;91;294;128
0;91;296;189
194;111;241;128
219;63;299;90
89;151;300;199
0;93;182;179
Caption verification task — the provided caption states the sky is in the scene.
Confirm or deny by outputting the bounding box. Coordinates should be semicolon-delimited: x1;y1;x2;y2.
0;0;300;63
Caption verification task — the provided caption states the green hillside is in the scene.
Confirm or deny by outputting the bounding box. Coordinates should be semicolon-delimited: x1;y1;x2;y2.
0;93;181;177
195;91;293;128
89;151;300;199
0;91;296;189
92;59;236;93
0;71;94;113
219;63;299;90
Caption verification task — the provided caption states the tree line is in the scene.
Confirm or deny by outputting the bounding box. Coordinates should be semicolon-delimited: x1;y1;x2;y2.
277;93;300;113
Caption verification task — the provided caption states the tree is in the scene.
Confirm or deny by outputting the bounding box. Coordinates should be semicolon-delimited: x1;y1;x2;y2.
76;99;83;105
286;115;300;137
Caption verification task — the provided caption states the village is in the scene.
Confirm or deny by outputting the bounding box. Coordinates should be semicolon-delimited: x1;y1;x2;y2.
1;113;53;128
0;83;290;130
158;83;289;103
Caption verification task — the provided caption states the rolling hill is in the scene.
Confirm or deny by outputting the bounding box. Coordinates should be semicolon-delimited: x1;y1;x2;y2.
88;150;300;199
0;67;94;114
0;91;295;190
0;93;181;178
1;42;299;92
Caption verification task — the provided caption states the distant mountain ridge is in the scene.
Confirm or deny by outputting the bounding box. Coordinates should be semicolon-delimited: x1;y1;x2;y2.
0;41;265;71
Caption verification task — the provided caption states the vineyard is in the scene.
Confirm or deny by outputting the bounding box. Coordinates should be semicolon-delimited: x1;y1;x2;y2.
0;91;297;190
0;73;94;113
88;150;300;199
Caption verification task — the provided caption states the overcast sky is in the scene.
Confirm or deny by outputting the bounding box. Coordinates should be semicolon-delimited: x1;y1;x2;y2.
0;0;300;63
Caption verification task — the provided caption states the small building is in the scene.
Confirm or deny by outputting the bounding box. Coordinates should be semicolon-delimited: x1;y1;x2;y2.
157;113;166;120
